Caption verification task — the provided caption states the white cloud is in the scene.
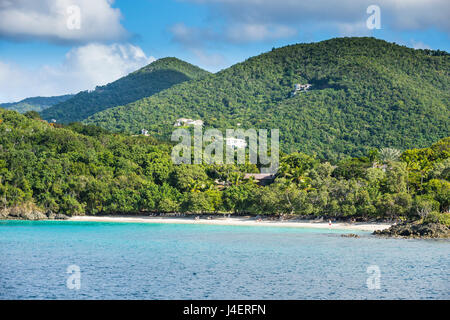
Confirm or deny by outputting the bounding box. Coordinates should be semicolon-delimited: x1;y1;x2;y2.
384;0;450;32
190;48;226;69
337;22;371;37
170;23;216;47
169;23;227;70
169;21;295;69
0;0;128;43
226;24;297;43
0;43;155;102
187;0;450;35
170;21;297;47
410;40;431;50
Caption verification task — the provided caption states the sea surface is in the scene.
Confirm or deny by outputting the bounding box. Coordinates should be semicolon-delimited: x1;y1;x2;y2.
0;220;449;299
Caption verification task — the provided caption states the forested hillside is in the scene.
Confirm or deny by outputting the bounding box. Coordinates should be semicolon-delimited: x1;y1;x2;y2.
41;57;210;123
85;37;450;161
0;95;74;113
1;109;448;225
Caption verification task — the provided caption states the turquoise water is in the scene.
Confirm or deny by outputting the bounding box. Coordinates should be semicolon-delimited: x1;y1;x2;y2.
0;220;449;299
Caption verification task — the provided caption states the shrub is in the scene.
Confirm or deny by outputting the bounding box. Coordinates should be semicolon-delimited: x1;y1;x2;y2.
424;212;450;227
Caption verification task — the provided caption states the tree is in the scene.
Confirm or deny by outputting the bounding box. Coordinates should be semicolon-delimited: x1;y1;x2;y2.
383;162;408;193
379;148;401;163
413;195;440;219
223;183;258;214
171;165;210;192
24;111;41;120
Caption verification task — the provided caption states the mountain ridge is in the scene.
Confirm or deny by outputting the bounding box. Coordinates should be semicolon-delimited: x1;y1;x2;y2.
40;57;210;123
0;94;74;113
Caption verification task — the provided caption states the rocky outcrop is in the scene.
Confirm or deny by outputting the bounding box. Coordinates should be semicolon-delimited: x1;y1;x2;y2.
5;206;47;220
373;221;450;238
46;211;69;220
0;209;8;219
0;205;68;220
341;233;359;238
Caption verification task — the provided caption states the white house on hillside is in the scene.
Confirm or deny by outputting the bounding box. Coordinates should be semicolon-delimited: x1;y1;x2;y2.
291;83;312;96
174;118;204;127
225;137;247;149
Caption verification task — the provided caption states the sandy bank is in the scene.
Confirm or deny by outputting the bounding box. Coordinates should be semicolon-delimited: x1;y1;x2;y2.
68;216;391;232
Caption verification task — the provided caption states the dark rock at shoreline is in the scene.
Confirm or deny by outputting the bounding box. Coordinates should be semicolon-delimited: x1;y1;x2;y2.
45;211;69;220
54;213;69;220
373;221;449;238
341;233;359;238
46;211;56;219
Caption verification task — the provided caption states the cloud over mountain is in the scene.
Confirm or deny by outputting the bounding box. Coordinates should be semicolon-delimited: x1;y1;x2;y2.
0;43;155;102
172;0;450;46
190;0;450;33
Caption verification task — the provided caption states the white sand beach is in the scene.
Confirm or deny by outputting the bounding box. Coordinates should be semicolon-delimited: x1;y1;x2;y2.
68;215;391;232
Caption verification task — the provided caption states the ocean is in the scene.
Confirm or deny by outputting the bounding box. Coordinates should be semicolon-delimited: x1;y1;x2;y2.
0;220;448;299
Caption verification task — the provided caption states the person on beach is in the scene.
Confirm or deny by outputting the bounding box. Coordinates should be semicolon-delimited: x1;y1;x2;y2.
328;220;332;227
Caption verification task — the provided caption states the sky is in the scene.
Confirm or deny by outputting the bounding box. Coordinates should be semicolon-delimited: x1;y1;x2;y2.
0;0;449;102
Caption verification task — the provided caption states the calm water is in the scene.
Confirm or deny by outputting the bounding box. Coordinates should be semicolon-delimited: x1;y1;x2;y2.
0;220;449;299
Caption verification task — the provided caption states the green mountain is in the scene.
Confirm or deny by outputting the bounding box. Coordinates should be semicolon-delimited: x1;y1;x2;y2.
41;57;210;123
84;37;450;161
0;95;74;113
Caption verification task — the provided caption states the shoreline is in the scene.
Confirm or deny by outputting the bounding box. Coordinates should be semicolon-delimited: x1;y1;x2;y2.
67;215;392;232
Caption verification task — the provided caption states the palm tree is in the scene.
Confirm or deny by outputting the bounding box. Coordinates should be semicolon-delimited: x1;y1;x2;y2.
280;166;312;190
379;148;401;163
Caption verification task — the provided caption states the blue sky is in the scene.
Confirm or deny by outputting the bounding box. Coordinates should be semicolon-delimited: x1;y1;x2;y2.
0;0;449;102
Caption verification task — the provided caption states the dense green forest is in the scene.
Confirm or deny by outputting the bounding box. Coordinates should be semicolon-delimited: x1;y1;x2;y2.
0;94;74;113
84;37;450;161
1;109;448;225
41;58;210;123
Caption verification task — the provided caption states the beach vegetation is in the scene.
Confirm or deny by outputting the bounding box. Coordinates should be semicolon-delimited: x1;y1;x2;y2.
1;108;449;222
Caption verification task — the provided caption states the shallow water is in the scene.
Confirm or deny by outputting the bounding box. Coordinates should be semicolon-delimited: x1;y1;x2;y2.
0;220;448;299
